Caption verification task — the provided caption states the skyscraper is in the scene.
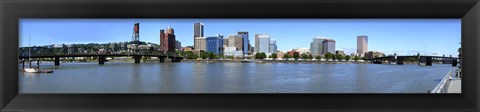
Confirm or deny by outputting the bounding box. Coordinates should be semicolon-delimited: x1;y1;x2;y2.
166;27;176;52
255;34;270;53
194;37;207;51
194;23;204;50
257;34;270;53
206;34;224;55
310;37;327;55
238;31;249;55
228;34;243;51
166;25;174;35
160;26;176;52
175;40;181;50
357;35;368;56
159;29;167;51
323;39;336;54
269;39;277;53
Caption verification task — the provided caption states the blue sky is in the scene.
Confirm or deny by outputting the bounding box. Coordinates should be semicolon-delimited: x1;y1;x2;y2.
20;19;460;56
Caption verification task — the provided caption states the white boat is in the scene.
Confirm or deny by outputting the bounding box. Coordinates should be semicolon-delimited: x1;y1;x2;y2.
24;67;53;73
23;34;54;73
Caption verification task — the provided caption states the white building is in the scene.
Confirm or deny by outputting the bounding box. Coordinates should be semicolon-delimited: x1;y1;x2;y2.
194;37;207;51
357;35;368;57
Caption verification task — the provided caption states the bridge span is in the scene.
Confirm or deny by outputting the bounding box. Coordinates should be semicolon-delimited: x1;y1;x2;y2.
366;55;459;66
19;53;184;66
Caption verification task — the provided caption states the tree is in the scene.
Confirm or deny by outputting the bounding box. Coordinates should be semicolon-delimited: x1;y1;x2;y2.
362;57;368;60
308;54;313;60
200;52;207;59
336;54;345;61
324;52;333;61
345;55;351;61
207;52;215;59
315;55;322;60
284;54;291;60
354;56;361;62
255;52;267;59
331;54;337;61
293;52;300;60
271;53;277;60
260;52;267;59
302;54;309;59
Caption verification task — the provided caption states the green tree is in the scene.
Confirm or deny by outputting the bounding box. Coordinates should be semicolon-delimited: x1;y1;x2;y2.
207;52;215;59
354;56;361;61
336;55;344;61
200;52;207;59
142;56;150;62
324;52;333;61
308;54;313;60
271;53;277;60
293;52;300;60
302;54;309;59
362;57;368;60
260;52;267;59
315;55;322;60
284;54;291;60
345;55;351;61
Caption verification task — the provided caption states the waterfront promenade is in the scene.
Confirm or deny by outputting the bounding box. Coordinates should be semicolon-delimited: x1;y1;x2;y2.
448;79;461;93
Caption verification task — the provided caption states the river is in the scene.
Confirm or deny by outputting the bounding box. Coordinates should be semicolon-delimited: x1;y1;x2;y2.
19;62;455;93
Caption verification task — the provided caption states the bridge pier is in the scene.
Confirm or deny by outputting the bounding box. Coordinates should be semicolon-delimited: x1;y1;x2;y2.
452;59;458;66
133;56;142;64
426;57;432;66
159;57;165;63
98;56;106;65
397;58;404;65
54;57;60;66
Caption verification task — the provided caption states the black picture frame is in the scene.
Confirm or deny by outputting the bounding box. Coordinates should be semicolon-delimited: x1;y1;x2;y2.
1;0;479;112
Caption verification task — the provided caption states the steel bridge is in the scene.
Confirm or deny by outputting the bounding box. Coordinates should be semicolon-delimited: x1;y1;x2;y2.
366;55;459;66
19;53;184;66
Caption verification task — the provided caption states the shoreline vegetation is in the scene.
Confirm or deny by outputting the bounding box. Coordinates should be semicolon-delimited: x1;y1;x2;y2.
19;58;440;65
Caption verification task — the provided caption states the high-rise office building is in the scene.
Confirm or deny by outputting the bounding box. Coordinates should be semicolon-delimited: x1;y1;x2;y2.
166;28;176;52
223;38;229;47
357;35;368;57
194;23;204;49
159;29;167;51
228;34;243;51
166;26;174;35
269;39;277;53
194;37;207;51
175;40;181;50
310;37;327;55
323;39;336;54
257;34;270;53
255;34;270;53
238;31;249;55
206;35;224;55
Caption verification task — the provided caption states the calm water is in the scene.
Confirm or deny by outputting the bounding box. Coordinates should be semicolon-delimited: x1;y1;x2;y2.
19;62;455;93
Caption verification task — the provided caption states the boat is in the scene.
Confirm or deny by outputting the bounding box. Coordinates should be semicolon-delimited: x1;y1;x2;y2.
24;67;54;73
23;34;54;73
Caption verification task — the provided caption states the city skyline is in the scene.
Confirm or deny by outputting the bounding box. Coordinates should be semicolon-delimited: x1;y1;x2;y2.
19;19;461;56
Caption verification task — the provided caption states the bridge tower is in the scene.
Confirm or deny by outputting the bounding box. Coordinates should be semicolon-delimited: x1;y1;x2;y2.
132;23;140;43
130;23;140;53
